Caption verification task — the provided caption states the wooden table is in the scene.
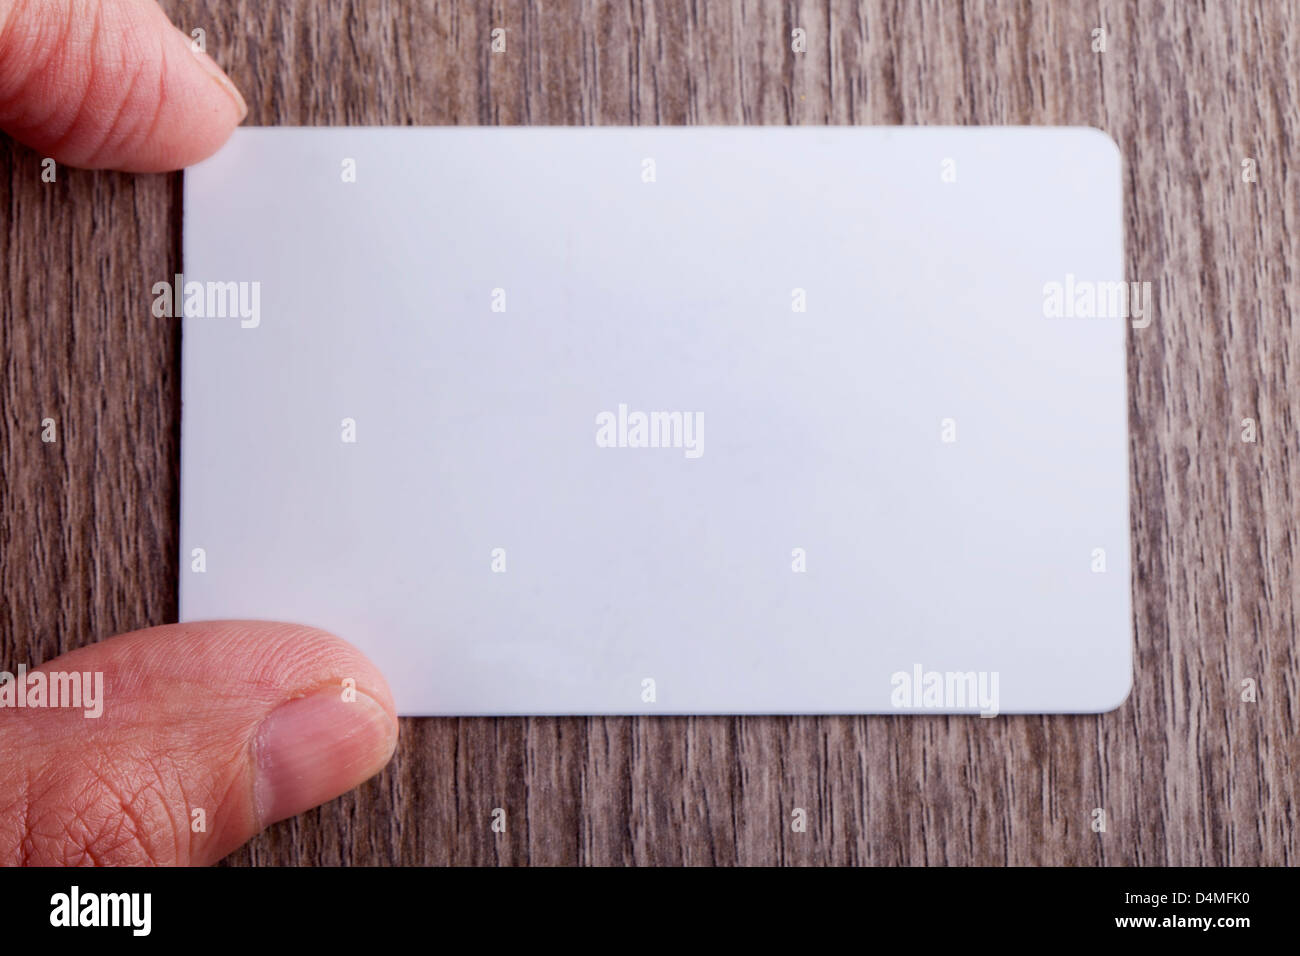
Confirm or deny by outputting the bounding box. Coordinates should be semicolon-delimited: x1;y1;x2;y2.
2;0;1295;865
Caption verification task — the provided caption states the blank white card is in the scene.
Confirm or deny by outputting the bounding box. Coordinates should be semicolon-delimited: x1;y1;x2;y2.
181;127;1132;715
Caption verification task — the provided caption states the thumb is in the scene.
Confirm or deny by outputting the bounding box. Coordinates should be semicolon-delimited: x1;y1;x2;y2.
0;622;398;865
0;0;246;172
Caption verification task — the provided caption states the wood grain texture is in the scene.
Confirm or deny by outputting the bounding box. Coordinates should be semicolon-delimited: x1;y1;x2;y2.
1;0;1297;865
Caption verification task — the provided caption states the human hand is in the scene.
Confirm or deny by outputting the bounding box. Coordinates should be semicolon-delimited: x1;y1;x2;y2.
1;1;398;866
0;0;247;170
2;623;398;865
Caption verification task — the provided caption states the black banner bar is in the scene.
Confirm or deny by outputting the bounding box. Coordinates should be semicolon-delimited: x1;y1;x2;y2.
0;865;1272;942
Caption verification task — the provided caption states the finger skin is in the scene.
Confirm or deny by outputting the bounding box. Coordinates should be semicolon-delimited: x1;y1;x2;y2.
0;0;246;171
0;622;398;865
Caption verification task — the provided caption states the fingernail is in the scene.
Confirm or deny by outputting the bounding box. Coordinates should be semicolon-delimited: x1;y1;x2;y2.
192;46;248;122
254;689;397;827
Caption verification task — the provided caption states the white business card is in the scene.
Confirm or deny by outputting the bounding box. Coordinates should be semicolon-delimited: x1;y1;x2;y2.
181;126;1132;715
